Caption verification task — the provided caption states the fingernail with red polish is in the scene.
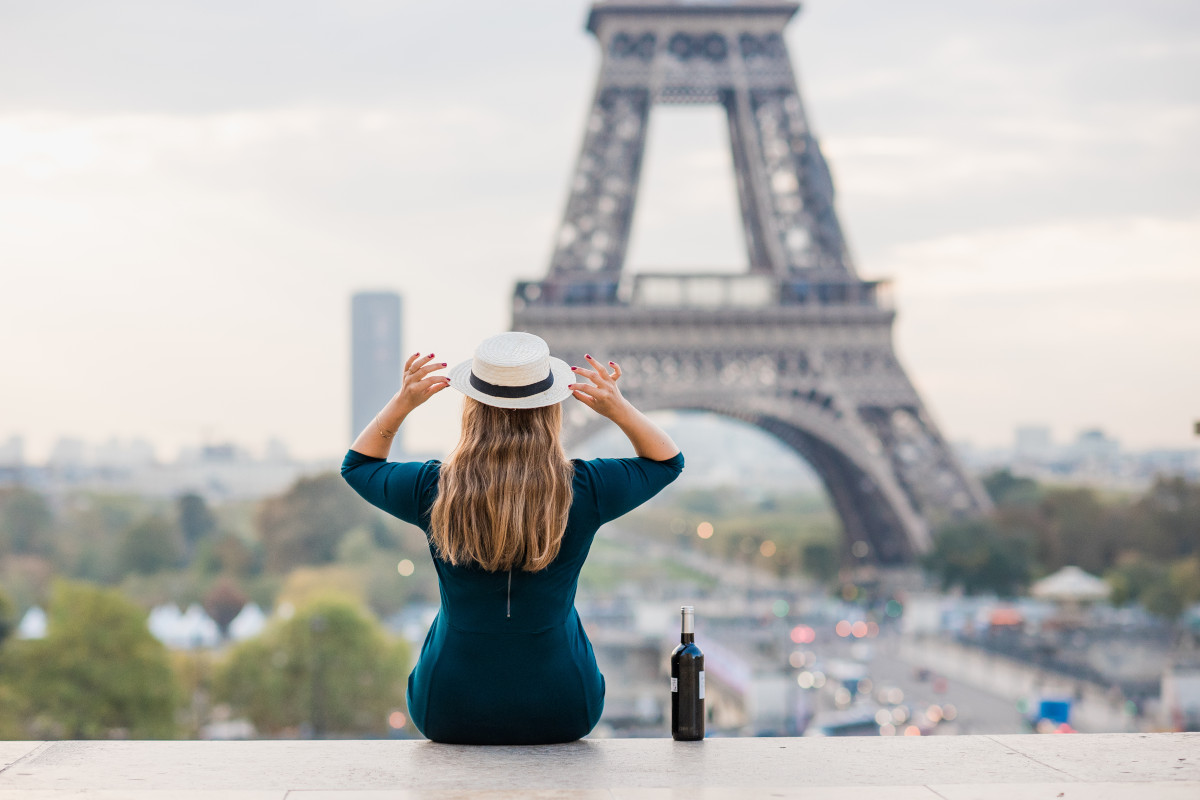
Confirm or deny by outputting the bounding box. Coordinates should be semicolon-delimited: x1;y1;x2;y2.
441;362;447;366
571;366;577;371
585;354;591;359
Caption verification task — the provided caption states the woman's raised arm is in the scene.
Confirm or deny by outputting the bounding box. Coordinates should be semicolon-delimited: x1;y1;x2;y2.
349;351;450;459
568;354;680;462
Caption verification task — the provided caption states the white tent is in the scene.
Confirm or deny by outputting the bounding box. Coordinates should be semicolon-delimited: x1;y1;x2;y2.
1031;565;1111;602
148;602;222;648
228;602;267;641
16;605;47;639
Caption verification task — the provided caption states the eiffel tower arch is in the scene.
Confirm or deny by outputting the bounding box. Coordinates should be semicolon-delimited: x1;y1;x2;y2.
512;1;992;564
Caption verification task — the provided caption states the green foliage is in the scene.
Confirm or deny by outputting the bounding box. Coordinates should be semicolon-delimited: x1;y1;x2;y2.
923;519;1031;598
213;594;409;737
336;527;377;565
1135;476;1200;559
56;493;157;584
1137;557;1200;619
117;515;184;575
1105;557;1167;608
0;487;55;557
983;469;1041;508
177;493;216;553
256;473;372;572
0;585;15;645
194;532;259;577
801;541;839;583
0;578;181;739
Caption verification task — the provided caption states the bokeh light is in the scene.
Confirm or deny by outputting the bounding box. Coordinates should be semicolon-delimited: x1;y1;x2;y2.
790;625;815;644
397;559;415;576
759;540;776;557
697;521;714;539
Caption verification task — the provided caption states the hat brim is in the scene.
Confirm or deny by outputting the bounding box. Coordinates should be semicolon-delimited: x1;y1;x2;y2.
447;356;576;409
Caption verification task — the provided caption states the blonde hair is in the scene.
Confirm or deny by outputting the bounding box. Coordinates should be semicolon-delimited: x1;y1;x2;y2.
429;397;574;572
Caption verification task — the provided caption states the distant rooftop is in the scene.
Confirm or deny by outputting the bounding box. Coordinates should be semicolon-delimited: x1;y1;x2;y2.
1;733;1196;799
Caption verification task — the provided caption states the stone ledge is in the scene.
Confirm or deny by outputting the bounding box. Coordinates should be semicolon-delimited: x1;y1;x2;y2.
0;734;1196;799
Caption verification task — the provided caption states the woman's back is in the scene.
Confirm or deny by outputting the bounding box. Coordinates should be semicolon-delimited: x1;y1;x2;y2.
341;448;685;743
342;333;683;743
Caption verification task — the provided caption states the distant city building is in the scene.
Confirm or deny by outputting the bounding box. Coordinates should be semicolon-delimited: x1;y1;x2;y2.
351;291;403;455
0;435;23;468
0;435;23;482
1014;425;1053;463
1073;428;1121;466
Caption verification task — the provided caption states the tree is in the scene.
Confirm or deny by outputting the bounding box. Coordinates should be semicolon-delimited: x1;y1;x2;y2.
195;532;257;577
177;493;216;557
801;541;839;584
983;469;1040;508
0;487;54;557
0;585;15;646
204;575;249;636
1105;556;1167;608
1133;476;1200;559
213;594;409;737
256;473;372;572
117;515;184;575
0;578;180;738
923;520;1031;597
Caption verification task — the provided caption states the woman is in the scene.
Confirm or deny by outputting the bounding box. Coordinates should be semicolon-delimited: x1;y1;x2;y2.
341;331;683;744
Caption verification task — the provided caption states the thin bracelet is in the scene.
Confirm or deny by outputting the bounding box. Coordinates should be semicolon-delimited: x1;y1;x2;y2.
374;414;396;440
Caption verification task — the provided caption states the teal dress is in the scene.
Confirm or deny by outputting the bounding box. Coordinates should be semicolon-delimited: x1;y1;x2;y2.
340;448;685;745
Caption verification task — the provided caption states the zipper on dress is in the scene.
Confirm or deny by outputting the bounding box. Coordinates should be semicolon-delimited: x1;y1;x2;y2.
506;569;512;619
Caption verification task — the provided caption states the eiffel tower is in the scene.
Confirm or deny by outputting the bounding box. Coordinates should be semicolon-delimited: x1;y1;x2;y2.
512;1;992;564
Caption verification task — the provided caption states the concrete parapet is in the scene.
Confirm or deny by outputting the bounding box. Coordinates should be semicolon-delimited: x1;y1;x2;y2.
0;733;1196;799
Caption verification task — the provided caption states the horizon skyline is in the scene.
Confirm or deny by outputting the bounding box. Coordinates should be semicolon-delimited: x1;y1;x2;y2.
3;1;1198;462
1;406;1193;466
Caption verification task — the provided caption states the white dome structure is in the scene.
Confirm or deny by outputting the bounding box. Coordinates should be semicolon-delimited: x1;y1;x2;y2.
228;602;267;641
148;602;221;648
16;605;47;639
1031;566;1111;602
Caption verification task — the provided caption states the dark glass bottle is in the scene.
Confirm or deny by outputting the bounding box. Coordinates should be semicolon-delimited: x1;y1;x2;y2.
670;605;705;741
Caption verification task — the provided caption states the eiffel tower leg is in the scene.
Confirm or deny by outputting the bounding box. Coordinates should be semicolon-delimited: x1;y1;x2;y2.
546;83;651;283
723;89;782;274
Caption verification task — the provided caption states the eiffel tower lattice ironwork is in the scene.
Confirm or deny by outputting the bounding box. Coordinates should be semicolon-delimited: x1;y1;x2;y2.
512;1;992;564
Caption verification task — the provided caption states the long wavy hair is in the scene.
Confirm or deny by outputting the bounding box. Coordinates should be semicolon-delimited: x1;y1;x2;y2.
429;396;574;572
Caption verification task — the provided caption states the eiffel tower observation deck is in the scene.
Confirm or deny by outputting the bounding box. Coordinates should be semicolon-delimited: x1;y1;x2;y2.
512;0;993;565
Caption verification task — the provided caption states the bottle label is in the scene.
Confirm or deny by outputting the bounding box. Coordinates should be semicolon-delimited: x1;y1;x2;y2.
671;677;678;693
699;671;705;700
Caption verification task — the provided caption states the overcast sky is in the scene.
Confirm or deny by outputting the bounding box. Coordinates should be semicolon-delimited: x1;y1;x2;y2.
2;0;1198;461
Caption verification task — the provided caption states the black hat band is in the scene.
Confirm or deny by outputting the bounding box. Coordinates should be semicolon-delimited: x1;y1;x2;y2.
469;369;555;399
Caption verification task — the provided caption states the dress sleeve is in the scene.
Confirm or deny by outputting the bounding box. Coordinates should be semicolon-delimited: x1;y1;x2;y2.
579;451;685;525
340;449;440;528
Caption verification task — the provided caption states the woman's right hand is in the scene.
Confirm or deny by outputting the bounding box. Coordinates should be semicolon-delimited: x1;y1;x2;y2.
393;351;450;413
568;354;632;421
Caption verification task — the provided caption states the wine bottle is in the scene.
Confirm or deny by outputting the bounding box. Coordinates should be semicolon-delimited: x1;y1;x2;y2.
670;605;705;741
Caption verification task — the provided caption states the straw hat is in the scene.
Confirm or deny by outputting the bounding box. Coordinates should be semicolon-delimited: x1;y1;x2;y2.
447;331;575;409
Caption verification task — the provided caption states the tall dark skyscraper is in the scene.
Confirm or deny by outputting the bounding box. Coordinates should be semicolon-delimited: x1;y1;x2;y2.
351;291;403;455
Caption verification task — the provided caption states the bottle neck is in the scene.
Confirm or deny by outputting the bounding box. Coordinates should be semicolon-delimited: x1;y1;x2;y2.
680;632;695;644
680;608;694;644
